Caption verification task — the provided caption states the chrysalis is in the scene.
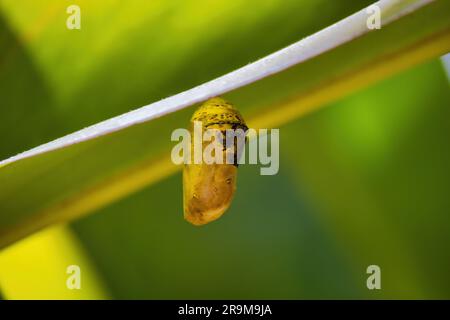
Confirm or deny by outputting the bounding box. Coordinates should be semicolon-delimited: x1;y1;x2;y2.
183;97;248;226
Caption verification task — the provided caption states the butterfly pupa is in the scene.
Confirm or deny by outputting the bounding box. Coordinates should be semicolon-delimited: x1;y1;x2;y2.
183;97;248;226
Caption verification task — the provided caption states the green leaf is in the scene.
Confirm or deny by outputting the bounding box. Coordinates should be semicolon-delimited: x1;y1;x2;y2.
1;0;449;248
280;59;450;298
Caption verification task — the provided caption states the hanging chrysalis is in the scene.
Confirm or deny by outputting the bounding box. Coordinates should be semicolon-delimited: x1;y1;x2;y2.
183;97;248;226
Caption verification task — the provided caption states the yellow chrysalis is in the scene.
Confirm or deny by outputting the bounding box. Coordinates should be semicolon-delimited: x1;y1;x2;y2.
183;97;247;226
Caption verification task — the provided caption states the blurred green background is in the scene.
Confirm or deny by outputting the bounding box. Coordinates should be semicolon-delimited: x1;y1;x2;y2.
0;0;449;299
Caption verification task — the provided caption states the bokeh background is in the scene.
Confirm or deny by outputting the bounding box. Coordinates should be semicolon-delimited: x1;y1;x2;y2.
0;0;449;299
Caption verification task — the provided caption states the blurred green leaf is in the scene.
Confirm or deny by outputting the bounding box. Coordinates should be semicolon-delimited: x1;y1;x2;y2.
280;59;450;298
1;0;449;249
